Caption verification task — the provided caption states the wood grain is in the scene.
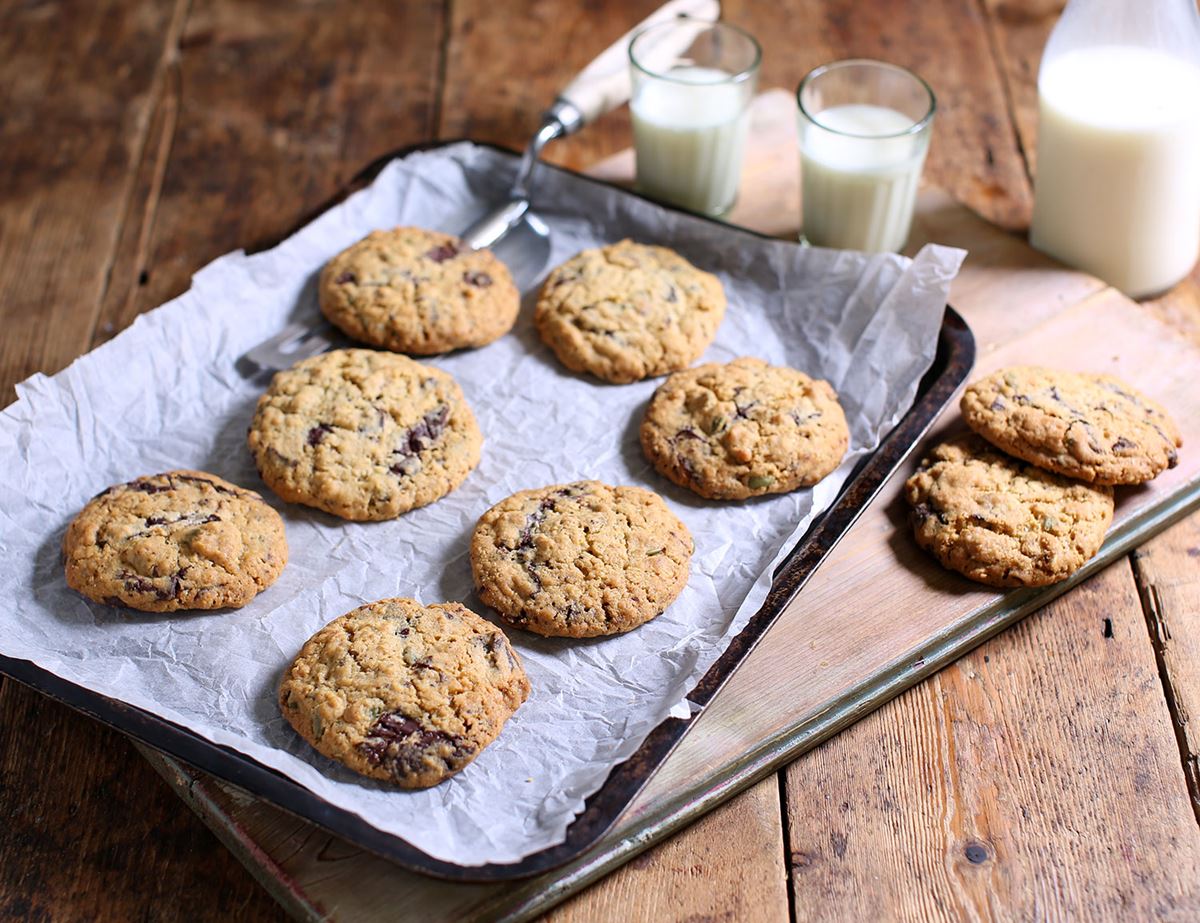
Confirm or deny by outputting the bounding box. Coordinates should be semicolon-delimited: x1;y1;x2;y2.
0;0;184;401
0;681;285;922
783;559;1200;921
544;778;788;923
1132;516;1200;823
93;0;447;343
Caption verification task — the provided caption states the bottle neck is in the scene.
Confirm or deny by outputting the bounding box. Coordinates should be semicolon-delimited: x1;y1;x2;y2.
1049;0;1200;63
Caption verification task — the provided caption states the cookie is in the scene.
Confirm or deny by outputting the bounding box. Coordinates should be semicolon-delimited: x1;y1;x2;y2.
63;470;287;612
279;598;529;788
318;227;519;355
247;349;481;521
904;435;1114;587
470;480;693;637
534;240;726;383
961;366;1181;485
640;357;850;500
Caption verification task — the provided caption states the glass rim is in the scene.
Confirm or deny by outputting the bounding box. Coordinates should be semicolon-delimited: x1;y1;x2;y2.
628;17;762;86
796;58;937;139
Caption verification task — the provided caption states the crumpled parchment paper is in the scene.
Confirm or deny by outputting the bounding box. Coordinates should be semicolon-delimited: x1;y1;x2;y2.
0;142;964;865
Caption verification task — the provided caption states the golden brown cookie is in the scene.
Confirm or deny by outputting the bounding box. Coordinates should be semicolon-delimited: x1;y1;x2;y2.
318;227;519;354
469;480;693;637
904;435;1114;587
279;598;529;788
961;366;1181;485
247;349;482;521
63;470;287;612
534;240;726;383
640;357;849;499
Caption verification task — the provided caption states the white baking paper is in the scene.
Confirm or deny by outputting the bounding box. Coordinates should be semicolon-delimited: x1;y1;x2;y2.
0;142;964;866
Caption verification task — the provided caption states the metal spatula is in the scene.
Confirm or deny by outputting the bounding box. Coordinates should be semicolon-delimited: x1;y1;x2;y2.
244;0;719;373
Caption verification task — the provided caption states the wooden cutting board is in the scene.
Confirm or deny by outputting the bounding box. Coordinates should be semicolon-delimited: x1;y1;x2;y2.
138;90;1200;921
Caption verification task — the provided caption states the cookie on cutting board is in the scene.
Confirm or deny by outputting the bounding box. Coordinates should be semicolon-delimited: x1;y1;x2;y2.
960;366;1181;485
904;434;1114;587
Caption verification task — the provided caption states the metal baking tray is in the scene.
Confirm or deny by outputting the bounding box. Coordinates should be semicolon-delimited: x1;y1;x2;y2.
0;142;975;882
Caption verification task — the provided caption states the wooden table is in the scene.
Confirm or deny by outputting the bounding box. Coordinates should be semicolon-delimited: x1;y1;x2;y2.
3;2;1199;919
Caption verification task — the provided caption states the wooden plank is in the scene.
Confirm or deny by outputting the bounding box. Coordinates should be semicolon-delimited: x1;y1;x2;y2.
1132;515;1200;822
139;211;1200;922
543;778;788;923
0;0;185;400
93;0;447;343
0;677;286;921
783;558;1200;920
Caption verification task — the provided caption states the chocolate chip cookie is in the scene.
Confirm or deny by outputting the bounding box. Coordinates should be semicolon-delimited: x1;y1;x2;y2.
534;240;726;384
247;349;481;521
904;435;1114;587
279;597;529;788
63;470;287;612
640;357;850;500
961;366;1181;485
318;227;519;355
470;480;693;637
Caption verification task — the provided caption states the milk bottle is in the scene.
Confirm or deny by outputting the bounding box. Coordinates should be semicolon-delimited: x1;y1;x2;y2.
1029;0;1200;298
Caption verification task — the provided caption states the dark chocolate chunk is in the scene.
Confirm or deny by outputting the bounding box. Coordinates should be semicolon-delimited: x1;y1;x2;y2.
356;711;473;780
425;243;459;263
335;271;357;284
463;270;492;288
307;422;334;446
393;405;450;460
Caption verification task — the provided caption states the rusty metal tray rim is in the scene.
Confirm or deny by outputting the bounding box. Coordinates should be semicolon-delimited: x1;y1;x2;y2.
0;140;975;883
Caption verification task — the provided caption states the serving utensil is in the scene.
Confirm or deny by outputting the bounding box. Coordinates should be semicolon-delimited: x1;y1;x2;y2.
244;0;719;373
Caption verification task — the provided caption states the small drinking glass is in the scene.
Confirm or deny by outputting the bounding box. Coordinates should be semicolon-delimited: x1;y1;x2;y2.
628;19;762;217
796;59;936;252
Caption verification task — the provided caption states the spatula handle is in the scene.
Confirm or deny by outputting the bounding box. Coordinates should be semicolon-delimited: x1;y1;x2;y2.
556;0;720;128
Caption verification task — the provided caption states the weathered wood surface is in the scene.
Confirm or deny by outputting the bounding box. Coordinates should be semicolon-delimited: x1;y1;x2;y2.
3;1;1200;921
784;559;1200;922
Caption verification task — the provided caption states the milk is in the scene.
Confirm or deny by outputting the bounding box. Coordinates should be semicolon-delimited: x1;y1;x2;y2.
1030;46;1200;298
799;104;929;253
631;66;750;215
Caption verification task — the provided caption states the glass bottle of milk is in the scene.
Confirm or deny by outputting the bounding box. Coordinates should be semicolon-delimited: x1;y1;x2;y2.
1029;0;1200;298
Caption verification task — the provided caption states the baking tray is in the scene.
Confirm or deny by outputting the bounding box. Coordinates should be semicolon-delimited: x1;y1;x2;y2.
0;142;975;882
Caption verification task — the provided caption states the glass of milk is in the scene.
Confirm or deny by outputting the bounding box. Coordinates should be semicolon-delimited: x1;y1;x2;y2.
629;19;761;217
1029;0;1200;299
796;60;936;253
